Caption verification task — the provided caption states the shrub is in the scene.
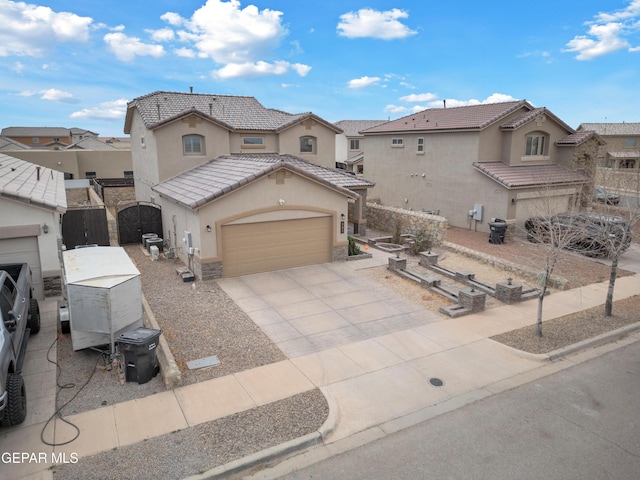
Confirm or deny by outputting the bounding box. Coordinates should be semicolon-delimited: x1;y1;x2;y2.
409;228;435;255
348;236;361;256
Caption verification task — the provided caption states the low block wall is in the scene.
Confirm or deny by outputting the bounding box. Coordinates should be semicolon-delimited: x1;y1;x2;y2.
363;203;448;245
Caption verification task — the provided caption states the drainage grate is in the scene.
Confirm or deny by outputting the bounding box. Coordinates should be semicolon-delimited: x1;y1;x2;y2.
429;377;444;387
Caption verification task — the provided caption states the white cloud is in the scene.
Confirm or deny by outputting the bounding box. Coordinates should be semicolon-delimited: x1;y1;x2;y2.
163;0;287;65
564;2;640;60
104;31;165;62
12;61;25;73
175;47;196;58
0;0;93;57
425;93;518;109
147;28;175;42
70;98;129;120
40;88;75;102
348;76;381;89
337;8;417;40
212;60;310;79
17;90;36;97
384;104;408;114
400;93;438;102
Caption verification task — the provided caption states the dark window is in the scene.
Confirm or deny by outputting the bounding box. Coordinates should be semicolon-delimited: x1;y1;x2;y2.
300;136;316;153
183;135;204;154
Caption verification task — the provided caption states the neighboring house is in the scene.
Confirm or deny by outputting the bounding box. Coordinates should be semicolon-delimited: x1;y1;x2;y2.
335;120;387;174
362;101;602;233
70;128;99;143
0;153;67;299
125;91;373;279
65;137;119;151
577;123;640;170
0;137;31;151
1;127;72;149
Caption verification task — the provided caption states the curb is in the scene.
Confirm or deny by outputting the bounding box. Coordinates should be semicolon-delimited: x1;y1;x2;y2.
142;293;182;388
182;388;339;480
490;321;640;362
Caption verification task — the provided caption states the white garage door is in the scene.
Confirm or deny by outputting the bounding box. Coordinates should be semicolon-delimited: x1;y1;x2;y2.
0;237;43;299
222;216;332;277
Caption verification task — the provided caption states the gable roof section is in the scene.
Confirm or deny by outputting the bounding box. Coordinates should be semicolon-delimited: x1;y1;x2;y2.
556;130;605;147
125;91;341;134
0;153;67;212
361;101;531;134
500;107;574;133
153;153;374;209
578;123;640;136
0;137;31;151
65;137;118;150
473;162;588;189
335;120;388;137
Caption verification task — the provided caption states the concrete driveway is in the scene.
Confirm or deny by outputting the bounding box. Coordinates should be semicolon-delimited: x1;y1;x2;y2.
217;249;441;358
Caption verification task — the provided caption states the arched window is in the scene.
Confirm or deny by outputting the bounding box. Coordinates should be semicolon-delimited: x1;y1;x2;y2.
300;136;316;154
525;132;548;156
183;134;205;155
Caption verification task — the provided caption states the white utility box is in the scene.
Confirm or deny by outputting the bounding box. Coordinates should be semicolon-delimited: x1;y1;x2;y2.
62;247;143;352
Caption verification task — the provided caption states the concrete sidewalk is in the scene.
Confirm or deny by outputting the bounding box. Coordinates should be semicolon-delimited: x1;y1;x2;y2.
2;255;639;480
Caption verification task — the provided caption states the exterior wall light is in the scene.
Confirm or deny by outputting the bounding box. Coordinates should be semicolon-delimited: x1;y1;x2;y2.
42;223;49;234
206;225;211;233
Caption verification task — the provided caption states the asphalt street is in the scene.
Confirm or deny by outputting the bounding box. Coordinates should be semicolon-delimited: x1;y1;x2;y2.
276;341;640;480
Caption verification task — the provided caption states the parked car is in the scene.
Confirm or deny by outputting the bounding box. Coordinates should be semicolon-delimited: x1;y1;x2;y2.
594;187;620;205
0;263;40;427
524;212;631;257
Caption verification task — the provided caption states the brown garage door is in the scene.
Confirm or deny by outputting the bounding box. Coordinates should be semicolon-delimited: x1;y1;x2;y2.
222;216;332;277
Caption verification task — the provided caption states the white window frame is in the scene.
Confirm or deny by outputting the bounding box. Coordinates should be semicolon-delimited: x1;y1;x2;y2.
391;138;404;148
417;137;425;153
525;134;547;156
349;139;360;150
183;134;204;155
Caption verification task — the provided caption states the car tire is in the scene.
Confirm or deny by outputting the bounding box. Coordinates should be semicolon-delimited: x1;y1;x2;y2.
27;298;40;335
0;373;27;427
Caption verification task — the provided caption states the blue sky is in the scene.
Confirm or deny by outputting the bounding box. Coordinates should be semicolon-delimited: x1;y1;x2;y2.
1;0;639;137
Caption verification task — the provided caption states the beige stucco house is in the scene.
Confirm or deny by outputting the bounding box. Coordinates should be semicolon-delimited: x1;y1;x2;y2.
0;154;67;298
124;91;374;279
335;120;387;174
362;101;602;233
577;123;640;170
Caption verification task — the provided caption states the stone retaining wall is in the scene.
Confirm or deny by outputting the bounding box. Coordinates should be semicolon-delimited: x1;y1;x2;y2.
364;203;448;245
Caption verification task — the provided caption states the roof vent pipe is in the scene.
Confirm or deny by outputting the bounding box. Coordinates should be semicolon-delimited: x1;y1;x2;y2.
157;103;161;120
209;103;213;115
443;99;446;108
189;86;193;93
36;166;41;181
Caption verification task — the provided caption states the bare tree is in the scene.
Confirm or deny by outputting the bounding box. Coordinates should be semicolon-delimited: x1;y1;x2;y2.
589;166;640;316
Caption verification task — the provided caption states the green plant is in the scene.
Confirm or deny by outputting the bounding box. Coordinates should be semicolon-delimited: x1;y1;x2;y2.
409;228;434;255
348;236;361;256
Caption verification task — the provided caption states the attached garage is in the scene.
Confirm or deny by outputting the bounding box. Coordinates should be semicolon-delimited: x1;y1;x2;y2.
222;216;332;277
0;237;43;299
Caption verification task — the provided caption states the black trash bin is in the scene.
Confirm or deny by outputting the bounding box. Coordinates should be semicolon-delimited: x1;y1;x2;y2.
117;327;162;384
488;220;507;244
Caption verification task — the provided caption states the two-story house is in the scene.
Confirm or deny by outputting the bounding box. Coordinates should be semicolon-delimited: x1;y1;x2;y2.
335;120;387;174
1;127;72;149
124;91;374;279
577;123;640;170
362;101;602;233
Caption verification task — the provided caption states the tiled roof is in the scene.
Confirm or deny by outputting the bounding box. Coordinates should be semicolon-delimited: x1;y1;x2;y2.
0;153;67;212
361;101;530;134
556;130;604;146
66;138;118;150
335;120;388;137
345;151;364;165
153;153;375;209
473;162;588;189
578;123;640;136
125;91;342;134
1;126;71;137
0;137;31;150
500;107;574;133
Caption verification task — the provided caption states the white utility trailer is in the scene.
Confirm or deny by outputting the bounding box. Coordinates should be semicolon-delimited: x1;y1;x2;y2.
62;247;143;352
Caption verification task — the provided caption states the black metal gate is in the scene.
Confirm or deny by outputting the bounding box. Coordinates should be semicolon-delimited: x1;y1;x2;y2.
62;207;110;249
117;202;163;245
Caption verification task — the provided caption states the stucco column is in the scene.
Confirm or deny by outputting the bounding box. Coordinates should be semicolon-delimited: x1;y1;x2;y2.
352;189;368;235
